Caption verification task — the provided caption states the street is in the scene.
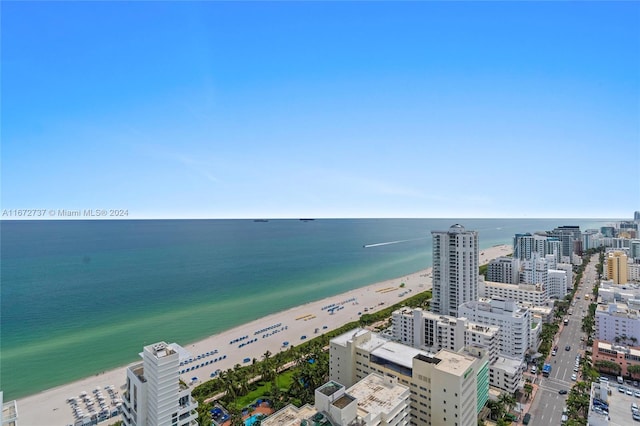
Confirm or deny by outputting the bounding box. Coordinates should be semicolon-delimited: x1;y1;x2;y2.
527;253;599;425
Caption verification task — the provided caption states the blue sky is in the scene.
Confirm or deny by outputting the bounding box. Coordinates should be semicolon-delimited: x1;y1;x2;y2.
2;1;639;219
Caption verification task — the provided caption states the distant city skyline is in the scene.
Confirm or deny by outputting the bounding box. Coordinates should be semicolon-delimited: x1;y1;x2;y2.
2;2;639;219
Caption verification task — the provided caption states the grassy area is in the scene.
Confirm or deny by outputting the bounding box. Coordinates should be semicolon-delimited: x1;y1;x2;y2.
231;370;296;410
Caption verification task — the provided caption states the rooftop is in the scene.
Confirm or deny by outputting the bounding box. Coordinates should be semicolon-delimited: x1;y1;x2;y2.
597;340;640;357
261;404;319;426
332;394;355;409
370;341;429;370
432;349;476;377
317;381;343;397
346;374;409;419
492;356;525;375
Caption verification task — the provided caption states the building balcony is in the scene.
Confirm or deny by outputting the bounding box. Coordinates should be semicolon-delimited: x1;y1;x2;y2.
178;409;198;424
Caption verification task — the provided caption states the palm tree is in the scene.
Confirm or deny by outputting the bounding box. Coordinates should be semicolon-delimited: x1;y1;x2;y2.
628;365;640;378
498;392;516;415
487;399;504;421
260;351;275;382
595;360;621;374
523;383;533;401
228;407;244;426
219;369;237;400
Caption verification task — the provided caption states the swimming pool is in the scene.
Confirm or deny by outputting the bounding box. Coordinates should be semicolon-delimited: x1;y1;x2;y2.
244;414;264;426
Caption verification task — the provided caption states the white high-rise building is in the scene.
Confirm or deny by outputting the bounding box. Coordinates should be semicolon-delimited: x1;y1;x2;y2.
431;224;479;317
487;257;520;284
547;269;568;299
122;342;198;426
519;256;548;288
458;299;538;359
391;308;524;393
392;308;499;358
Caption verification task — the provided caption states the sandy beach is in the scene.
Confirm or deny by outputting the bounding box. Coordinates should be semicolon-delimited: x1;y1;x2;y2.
16;244;512;426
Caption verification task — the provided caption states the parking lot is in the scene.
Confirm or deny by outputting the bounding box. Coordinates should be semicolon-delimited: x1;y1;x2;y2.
590;380;640;425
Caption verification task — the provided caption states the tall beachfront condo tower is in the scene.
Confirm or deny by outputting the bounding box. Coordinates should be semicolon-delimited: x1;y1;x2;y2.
122;342;198;426
431;224;479;317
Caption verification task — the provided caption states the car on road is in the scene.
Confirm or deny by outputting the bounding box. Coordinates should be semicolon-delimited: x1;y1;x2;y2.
523;413;531;425
559;389;568;395
565;345;571;351
633;412;640;421
552;350;557;356
574;366;579;372
571;373;577;381
629;389;634;396
635;391;640;398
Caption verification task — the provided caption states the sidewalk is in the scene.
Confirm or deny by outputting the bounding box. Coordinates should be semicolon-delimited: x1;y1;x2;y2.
514;381;539;424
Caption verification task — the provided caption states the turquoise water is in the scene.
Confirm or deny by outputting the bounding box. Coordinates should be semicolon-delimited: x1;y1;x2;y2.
245;414;264;426
0;218;610;399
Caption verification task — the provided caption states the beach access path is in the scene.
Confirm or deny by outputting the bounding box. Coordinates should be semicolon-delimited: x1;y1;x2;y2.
16;244;512;426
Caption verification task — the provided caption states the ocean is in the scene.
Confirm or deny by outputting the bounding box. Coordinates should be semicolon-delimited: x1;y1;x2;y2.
0;218;611;399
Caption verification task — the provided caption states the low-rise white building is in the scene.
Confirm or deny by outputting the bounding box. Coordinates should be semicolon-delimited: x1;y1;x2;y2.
595;303;640;343
598;281;640;304
264;374;411;426
479;279;548;306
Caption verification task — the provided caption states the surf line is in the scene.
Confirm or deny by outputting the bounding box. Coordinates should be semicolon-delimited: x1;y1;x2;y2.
363;237;428;248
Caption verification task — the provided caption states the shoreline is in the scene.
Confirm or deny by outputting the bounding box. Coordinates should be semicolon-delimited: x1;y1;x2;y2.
16;244;513;425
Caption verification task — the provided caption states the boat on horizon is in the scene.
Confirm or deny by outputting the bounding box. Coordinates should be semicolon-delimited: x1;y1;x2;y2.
299;218;315;222
253;219;269;222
